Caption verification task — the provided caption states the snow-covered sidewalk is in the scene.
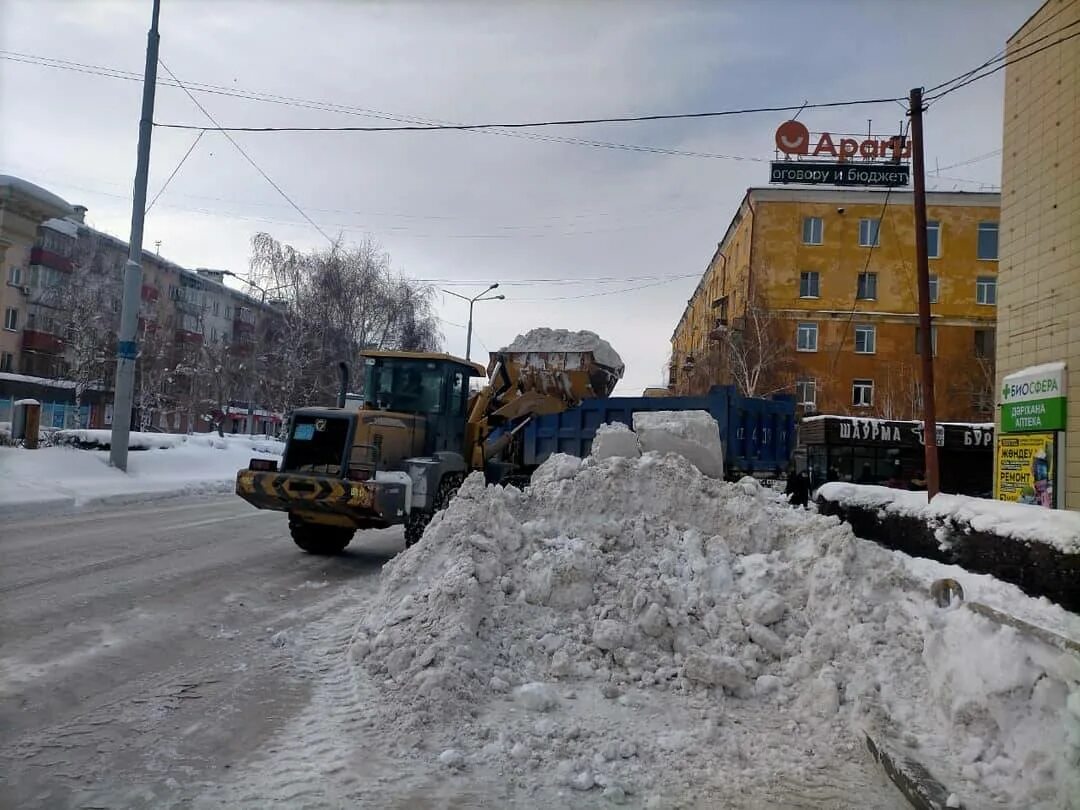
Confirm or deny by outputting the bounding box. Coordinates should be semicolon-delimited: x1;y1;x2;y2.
0;434;282;516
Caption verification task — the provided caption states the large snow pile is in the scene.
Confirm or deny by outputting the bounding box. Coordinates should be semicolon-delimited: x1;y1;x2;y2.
0;434;283;513
501;328;624;373
350;435;1079;806
818;482;1080;555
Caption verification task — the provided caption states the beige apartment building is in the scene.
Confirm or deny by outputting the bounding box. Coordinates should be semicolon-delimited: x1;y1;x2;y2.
996;0;1080;509
0;176;75;373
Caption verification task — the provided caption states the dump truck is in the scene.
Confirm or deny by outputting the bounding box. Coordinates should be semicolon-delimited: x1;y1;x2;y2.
235;343;795;554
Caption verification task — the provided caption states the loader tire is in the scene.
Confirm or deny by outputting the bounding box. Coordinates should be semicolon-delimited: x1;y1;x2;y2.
403;473;466;549
404;510;428;548
289;516;354;555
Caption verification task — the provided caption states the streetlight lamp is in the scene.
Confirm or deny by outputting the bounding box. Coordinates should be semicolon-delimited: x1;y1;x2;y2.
442;283;505;362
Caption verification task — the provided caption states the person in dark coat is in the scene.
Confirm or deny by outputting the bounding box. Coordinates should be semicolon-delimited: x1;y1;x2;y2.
858;463;874;484
786;469;811;508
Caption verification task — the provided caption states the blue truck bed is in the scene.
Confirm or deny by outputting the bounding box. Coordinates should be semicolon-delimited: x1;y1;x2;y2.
521;385;795;475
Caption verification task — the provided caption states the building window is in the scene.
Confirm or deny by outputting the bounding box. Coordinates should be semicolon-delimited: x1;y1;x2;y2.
976;276;997;305
974;328;995;359
856;272;878;301
915;326;938;356
213;300;220;316
977;222;998;260
927;221;941;259
0;351;12;372
211;326;218;342
854;324;876;354
799;271;820;298
852;378;874;408
3;307;17;331
225;306;232;319
802;216;823;245
796;322;818;352
928;274;939;304
7;266;23;286
795;378;817;407
859;218;881;247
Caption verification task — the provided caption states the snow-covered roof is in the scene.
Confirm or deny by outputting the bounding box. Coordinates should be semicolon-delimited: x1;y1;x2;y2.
1002;361;1066;381
0;371;104;392
801;414;994;429
41;217;81;237
0;175;74;217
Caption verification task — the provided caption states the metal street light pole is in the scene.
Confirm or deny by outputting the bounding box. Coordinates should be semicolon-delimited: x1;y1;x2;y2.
109;0;161;471
443;283;505;362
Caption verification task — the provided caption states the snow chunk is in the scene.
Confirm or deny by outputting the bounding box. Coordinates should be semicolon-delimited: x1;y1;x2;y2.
632;410;724;479
747;590;787;626
501;328;623;372
514;682;559;712
683;653;749;694
590;421;640;461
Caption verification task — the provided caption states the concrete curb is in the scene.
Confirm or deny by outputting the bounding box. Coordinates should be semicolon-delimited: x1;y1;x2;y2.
865;732;957;810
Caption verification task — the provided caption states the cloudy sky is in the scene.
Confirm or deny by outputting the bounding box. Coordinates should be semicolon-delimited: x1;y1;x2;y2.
1;0;1034;393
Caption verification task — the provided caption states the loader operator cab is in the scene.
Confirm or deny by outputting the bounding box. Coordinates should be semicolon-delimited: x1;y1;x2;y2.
360;352;479;455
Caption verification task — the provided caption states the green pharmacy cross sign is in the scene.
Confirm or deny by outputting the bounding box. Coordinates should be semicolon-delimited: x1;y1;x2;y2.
999;363;1067;433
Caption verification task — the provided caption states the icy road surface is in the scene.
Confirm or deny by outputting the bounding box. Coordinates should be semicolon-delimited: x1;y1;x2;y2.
0;495;908;809
0;495;396;808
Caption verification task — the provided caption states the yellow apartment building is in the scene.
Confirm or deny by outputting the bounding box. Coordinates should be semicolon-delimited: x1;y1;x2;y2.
670;187;1001;422
996;0;1079;509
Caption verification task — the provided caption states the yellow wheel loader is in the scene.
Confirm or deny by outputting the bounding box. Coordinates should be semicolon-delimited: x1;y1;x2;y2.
235;347;622;553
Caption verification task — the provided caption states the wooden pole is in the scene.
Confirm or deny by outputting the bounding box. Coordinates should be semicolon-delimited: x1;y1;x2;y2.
909;87;940;498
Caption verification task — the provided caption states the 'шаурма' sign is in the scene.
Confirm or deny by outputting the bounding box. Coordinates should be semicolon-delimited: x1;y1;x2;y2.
1000;362;1067;432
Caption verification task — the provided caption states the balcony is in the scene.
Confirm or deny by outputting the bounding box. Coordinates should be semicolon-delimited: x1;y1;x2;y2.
141;284;160;302
175;329;204;346
30;246;74;273
22;329;65;354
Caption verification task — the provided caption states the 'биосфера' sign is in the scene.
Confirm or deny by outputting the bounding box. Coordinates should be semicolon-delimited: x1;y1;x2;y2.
769;161;910;187
1000;362;1067;432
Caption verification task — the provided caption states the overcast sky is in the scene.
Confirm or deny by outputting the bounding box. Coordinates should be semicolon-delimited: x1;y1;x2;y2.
1;0;1035;393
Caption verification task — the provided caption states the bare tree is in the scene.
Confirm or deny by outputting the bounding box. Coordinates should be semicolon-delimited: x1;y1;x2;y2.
685;285;794;399
876;359;923;420
247;233;442;412
136;325;172;431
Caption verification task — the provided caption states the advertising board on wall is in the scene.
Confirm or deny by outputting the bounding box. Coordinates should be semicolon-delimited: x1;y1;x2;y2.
994;432;1057;506
769;120;912;188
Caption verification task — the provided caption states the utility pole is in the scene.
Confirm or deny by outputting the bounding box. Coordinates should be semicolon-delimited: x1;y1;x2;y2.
909;87;940;498
109;0;161;471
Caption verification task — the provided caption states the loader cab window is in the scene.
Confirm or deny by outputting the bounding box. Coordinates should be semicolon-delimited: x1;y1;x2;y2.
362;358;446;414
450;370;466;416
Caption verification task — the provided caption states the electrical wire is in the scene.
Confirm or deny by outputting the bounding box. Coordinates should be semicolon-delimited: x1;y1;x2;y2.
924;2;1078;96
156;58;334;246
145;129;205;214
512;274;699;302
0;50;766;163
925;20;1080;103
933;149;1002;173
152;94;907;134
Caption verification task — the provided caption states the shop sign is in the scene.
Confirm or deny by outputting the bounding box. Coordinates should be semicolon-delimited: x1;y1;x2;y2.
838;418;902;443
999;362;1066;432
769;161;910;187
994;432;1056;507
771;120;912;188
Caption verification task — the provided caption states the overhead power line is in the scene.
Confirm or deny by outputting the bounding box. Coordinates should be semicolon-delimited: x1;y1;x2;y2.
926;19;1080;103
156;58;334;245
0;50;765;163
145;129;204;214
152;95;907;134
925;0;1078;95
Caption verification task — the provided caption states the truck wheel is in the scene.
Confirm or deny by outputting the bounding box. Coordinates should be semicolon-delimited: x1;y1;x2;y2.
403;473;465;549
289;516;354;555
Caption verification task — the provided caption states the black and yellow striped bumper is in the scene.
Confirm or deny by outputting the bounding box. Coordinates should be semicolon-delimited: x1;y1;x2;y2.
235;470;407;527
